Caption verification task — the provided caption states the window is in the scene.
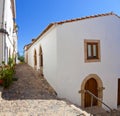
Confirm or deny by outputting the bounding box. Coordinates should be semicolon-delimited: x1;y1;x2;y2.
87;43;98;59
84;40;100;62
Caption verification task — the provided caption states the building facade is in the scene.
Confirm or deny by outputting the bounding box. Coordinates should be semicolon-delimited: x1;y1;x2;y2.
24;13;120;109
0;0;18;65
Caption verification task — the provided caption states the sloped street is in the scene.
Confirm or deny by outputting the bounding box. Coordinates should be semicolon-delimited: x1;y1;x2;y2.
0;64;88;116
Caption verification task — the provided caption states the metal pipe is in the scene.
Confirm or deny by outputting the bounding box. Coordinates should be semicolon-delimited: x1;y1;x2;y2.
85;90;112;111
2;0;5;62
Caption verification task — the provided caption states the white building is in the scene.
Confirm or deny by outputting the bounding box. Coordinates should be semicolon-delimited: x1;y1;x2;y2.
0;0;18;65
24;12;120;109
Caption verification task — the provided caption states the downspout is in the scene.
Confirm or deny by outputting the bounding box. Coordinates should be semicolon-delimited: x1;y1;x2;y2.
2;0;5;62
1;0;5;27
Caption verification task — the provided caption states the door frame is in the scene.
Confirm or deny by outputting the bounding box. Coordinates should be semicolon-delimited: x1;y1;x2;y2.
80;74;104;108
34;49;37;69
117;79;120;106
39;46;43;75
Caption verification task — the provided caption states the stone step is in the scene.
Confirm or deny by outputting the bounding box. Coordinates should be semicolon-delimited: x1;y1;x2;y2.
84;106;107;115
83;106;120;116
95;110;120;116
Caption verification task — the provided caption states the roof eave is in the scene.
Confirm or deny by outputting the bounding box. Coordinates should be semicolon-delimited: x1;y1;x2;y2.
25;12;120;51
11;0;16;19
26;23;56;51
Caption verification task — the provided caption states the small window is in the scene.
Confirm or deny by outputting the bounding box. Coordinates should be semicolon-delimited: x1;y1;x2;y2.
84;40;100;62
87;43;98;59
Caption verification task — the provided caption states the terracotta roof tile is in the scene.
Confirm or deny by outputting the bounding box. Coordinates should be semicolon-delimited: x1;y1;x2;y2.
55;12;119;25
25;12;119;50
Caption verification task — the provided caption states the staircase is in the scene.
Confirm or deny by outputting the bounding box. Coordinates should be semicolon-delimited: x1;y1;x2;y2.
81;90;120;116
84;106;120;116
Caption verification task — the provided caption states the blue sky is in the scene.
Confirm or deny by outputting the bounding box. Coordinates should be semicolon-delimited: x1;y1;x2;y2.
16;0;120;55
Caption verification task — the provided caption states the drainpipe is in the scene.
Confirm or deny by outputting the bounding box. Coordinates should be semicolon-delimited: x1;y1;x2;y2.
1;0;8;64
1;0;5;28
1;0;5;62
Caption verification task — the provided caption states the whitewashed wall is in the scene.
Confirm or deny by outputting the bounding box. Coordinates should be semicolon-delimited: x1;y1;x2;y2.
40;27;57;88
5;0;14;59
0;0;3;24
27;26;58;88
54;15;120;108
0;0;16;64
26;14;120;109
1;0;17;64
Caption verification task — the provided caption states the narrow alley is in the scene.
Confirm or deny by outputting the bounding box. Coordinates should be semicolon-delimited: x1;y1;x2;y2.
0;64;87;116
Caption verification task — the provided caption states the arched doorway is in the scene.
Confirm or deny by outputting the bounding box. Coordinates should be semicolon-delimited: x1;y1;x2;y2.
85;78;98;107
26;53;28;64
9;48;11;58
117;79;120;106
39;46;43;67
39;46;43;75
80;74;104;108
34;49;37;69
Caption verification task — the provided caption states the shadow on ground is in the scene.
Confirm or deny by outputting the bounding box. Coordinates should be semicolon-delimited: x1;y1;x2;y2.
2;64;57;100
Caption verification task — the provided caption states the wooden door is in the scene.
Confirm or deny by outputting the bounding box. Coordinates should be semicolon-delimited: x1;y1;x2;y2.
40;47;43;67
34;50;37;66
117;79;120;106
85;78;98;107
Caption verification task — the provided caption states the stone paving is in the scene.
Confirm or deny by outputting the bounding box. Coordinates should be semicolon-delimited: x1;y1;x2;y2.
0;64;89;116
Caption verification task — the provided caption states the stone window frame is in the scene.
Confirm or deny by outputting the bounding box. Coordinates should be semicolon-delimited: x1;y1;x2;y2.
84;39;101;63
